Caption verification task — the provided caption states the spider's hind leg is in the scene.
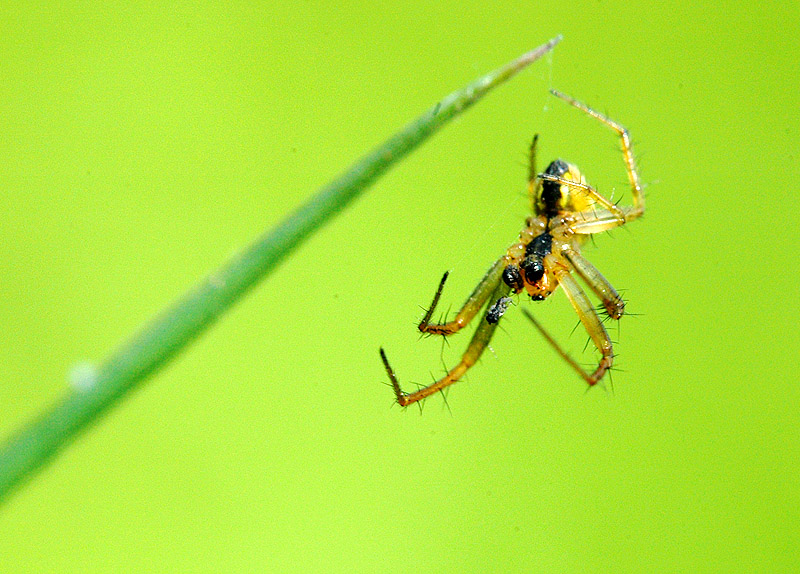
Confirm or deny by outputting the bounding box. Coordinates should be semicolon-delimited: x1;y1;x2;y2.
528;134;541;214
523;268;614;386
562;248;625;320
549;89;644;221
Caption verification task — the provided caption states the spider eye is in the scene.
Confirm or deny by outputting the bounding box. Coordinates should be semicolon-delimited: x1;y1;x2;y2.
502;265;523;291
522;257;544;283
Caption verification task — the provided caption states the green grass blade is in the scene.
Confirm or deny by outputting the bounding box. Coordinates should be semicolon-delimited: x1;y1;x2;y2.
0;36;561;504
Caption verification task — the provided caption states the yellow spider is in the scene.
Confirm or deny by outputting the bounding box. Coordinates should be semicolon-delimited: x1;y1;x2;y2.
380;89;645;407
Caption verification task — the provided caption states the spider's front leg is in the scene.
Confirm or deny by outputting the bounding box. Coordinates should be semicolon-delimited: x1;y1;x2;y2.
381;278;512;406
418;256;507;336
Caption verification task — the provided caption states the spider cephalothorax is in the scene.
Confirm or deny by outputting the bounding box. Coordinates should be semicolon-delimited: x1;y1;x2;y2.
380;89;644;406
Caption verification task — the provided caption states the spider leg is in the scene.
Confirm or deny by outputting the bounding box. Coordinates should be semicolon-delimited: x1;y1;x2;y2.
528;134;540;213
538;173;645;236
550;89;644;221
418;256;506;336
539;173;625;219
562;248;624;319
382;279;512;406
523;268;613;386
566;208;636;235
543;193;639;235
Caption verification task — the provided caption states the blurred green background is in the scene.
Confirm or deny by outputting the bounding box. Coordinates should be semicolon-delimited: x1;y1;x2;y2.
1;1;798;572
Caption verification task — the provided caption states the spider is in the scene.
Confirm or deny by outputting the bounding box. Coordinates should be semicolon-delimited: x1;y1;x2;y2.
379;89;645;407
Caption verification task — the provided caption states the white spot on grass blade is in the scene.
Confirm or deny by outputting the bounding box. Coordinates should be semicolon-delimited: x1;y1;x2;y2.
69;361;99;392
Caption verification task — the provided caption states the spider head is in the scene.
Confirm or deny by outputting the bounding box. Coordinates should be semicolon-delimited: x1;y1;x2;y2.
536;160;591;216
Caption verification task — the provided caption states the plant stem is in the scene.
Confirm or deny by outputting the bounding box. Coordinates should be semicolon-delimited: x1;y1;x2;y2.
0;36;561;504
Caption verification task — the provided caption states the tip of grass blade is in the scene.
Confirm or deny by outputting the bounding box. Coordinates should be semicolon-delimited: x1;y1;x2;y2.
514;35;563;70
436;35;562;119
466;36;562;98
